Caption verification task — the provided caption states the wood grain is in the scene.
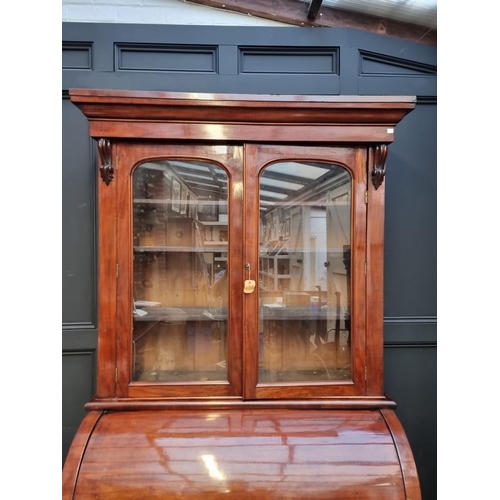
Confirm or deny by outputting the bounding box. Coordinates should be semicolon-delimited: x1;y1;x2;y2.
96;141;118;397
366;146;386;395
66;90;420;499
381;408;422;500
62;411;103;500
70;409;409;500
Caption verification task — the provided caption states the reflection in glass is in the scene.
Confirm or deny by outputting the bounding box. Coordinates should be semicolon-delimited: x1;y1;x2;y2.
132;160;228;382
259;161;351;382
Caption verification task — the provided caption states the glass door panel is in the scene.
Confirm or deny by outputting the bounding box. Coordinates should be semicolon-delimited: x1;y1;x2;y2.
258;161;352;383
132;160;229;383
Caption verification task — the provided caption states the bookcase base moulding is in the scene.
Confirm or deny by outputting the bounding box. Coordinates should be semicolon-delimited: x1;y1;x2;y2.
62;89;420;500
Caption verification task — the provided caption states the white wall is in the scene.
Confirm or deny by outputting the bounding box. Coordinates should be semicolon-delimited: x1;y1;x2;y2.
62;0;288;26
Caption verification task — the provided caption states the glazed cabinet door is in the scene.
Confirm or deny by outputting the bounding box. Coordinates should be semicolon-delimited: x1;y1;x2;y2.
112;144;244;398
243;145;368;398
101;142;368;400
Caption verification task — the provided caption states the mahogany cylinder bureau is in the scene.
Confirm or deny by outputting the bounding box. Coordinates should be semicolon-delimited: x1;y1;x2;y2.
62;90;420;500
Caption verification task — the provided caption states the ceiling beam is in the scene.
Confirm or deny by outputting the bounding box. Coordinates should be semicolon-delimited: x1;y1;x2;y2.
185;0;436;46
307;0;323;20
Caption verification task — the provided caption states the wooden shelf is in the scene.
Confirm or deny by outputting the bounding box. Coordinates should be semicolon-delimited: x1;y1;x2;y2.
135;245;227;253
260;254;290;258
135;246;190;252
134;198;169;204
259;271;290;278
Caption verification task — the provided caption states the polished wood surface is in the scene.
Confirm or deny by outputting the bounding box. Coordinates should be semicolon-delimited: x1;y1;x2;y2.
69;89;415;144
96;141;118;398
366;146;386;395
65;90;420;499
62;411;103;499
381;409;422;500
66;408;418;500
88;122;403;144
84;398;397;411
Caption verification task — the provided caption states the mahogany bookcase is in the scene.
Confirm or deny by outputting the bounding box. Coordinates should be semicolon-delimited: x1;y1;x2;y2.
62;89;420;500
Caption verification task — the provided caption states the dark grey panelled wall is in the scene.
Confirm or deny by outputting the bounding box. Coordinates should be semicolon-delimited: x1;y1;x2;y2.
62;22;436;499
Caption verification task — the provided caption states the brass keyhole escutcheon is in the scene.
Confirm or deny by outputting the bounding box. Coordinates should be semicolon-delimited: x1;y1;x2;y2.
244;263;255;293
244;279;256;294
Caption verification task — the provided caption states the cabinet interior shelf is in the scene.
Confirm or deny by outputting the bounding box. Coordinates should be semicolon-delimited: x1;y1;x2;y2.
260;271;290;278
135;245;227;253
260;248;346;255
134;198;169;204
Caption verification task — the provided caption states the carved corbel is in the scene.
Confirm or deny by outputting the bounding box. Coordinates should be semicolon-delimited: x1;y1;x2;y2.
98;138;114;186
371;144;389;190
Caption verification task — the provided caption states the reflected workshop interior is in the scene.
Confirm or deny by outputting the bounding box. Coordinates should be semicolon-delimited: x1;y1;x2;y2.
133;159;351;384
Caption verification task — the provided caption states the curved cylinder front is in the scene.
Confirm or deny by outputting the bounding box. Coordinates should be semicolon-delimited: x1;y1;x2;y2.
63;408;420;500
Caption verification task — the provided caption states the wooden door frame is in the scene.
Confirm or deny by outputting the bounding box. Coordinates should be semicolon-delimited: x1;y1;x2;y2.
114;143;244;399
243;144;367;399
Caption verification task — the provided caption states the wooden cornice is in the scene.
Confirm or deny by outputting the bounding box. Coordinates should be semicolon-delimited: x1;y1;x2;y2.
185;0;436;46
70;89;415;126
69;89;416;143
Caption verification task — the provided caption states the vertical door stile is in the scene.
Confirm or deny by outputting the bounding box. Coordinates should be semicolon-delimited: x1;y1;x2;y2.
365;146;385;395
96;139;119;398
115;142;133;397
364;149;370;394
354;147;369;395
242;144;259;399
226;145;245;396
348;147;368;394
